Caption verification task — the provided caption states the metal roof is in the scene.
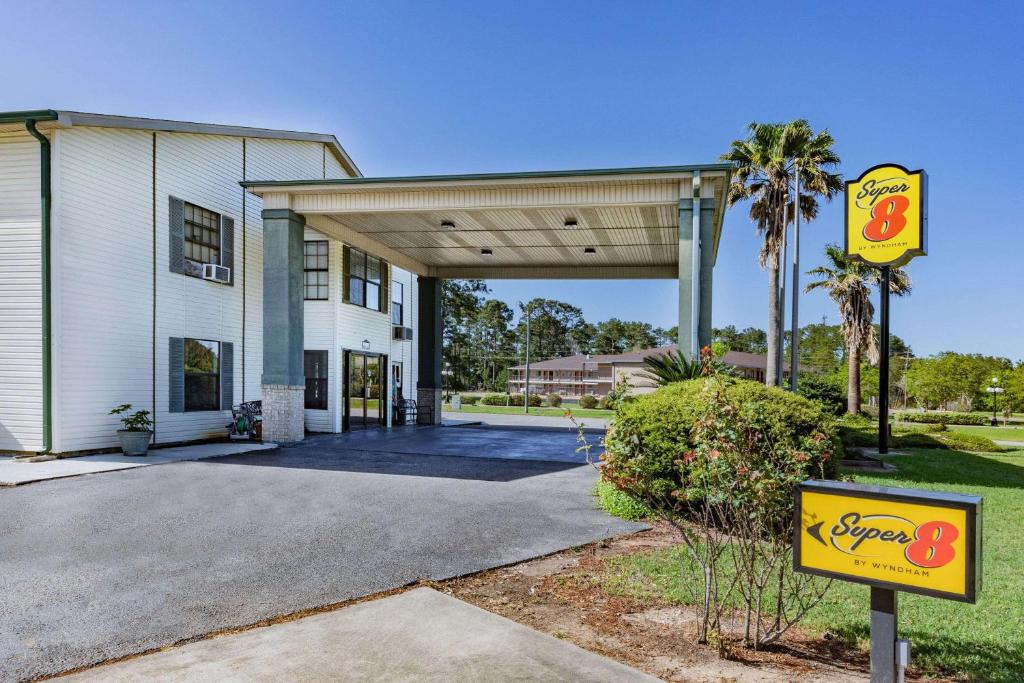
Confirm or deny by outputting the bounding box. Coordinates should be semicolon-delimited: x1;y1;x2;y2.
0;109;360;177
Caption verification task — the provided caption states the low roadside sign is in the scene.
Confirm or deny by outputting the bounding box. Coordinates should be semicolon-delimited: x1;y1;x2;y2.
795;480;982;682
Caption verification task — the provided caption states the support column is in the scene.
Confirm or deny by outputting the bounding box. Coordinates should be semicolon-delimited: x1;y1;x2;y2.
698;196;716;351
417;276;442;425
261;208;306;443
678;183;717;361
678;197;695;361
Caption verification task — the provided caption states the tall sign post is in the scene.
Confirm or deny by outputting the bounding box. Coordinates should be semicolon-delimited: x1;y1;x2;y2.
795;481;982;683
845;164;928;454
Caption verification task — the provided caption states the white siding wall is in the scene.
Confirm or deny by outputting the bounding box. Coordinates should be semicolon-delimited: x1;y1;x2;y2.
54;127;154;452
54;129;342;452
303;227;337;432
389;266;415;406
0;132;42;452
323;147;347;179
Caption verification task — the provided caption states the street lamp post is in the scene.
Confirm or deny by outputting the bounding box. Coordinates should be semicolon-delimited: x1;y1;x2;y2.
987;377;1004;426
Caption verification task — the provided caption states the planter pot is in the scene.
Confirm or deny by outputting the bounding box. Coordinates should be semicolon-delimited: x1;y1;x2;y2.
117;430;153;456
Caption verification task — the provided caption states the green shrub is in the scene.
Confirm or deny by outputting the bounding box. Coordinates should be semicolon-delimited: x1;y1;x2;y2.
480;393;509;406
937;432;1004;453
579;394;599;409
546;393;562;408
506;393;543;407
593;481;651;521
838;412;872;428
603;377;840;509
894;411;989;426
892;421;946;433
460;394;479;406
797;374;846;416
598;395;614;410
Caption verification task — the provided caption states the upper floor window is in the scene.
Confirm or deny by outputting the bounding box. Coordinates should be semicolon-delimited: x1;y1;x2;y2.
304;241;329;300
345;247;384;312
391;281;404;325
184;203;221;266
184;339;220;411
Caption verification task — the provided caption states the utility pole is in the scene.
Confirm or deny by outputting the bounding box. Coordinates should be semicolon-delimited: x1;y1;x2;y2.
523;302;532;415
789;160;801;392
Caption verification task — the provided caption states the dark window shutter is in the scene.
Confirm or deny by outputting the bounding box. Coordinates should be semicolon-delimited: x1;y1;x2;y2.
169;337;185;413
220;342;234;410
169;197;185;274
381;260;390;316
342;245;351;303
221;216;235;285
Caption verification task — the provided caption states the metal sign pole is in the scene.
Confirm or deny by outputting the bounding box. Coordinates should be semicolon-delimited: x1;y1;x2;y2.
790;161;801;391
878;265;891;454
870;587;898;683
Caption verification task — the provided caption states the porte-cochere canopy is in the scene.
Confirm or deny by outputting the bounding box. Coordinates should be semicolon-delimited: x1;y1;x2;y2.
243;164;732;442
243;164;730;280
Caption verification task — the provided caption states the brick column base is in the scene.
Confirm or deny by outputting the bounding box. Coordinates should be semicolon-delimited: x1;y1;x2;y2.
262;384;305;443
417;387;442;425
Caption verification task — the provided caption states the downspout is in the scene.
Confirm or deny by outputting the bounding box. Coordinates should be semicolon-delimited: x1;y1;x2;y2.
25;119;53;453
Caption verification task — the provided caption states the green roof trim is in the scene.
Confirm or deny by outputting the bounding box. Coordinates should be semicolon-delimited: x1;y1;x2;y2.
0;109;59;124
241;163;735;188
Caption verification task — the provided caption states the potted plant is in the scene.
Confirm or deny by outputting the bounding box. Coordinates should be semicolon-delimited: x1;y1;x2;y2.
109;404;153;456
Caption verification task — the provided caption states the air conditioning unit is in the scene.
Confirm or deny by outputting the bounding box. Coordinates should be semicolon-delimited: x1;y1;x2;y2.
392;326;414;341
202;263;231;284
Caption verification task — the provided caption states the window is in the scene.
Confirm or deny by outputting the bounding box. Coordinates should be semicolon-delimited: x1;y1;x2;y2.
184;339;219;411
184;203;221;266
304;350;328;410
391;281;404;325
346;248;383;311
304;241;329;300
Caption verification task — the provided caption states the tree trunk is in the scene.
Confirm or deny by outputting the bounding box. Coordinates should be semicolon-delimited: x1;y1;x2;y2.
765;251;780;387
848;345;861;414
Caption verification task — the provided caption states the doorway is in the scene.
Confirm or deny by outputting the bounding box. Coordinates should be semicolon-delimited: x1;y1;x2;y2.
344;351;388;431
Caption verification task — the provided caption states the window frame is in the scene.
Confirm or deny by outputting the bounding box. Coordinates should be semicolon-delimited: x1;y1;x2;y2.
391;281;404;325
183;202;222;268
304;240;330;301
346;247;383;312
304;350;329;410
184;338;220;412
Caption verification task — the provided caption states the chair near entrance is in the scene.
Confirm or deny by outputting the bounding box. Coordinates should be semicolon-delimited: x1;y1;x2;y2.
397;399;435;426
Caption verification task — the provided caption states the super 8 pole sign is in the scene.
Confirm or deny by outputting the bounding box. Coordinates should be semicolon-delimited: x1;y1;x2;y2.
845;163;928;266
795;481;982;602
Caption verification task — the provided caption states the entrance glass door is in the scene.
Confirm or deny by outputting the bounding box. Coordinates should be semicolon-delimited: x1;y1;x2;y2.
344;351;387;430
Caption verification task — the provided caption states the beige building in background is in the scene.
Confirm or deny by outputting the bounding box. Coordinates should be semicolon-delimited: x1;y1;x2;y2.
507;345;779;400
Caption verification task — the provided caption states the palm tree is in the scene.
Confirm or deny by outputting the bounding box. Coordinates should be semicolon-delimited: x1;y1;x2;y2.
805;244;911;414
638;349;704;386
721;121;842;386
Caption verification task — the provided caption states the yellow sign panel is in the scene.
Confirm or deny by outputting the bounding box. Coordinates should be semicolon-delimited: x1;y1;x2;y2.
845;163;928;266
795;481;981;602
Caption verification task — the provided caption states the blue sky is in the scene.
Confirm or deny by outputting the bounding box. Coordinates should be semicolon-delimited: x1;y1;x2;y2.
3;1;1021;358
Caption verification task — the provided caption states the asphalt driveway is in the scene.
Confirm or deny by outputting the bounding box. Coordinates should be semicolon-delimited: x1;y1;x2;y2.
0;427;641;681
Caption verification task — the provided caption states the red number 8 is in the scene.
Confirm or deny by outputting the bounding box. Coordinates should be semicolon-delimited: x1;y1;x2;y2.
863;195;909;242
905;521;958;568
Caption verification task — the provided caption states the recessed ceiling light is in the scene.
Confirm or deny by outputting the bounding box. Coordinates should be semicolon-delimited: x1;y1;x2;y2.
481;248;493;256
441;220;455;230
564;218;578;229
584;247;597;254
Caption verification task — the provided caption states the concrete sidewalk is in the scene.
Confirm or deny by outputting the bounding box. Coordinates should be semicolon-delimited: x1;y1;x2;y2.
0;441;274;486
62;588;659;682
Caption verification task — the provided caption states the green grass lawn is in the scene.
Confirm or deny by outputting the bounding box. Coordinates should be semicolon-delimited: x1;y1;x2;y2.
442;403;615;419
948;424;1024;442
597;447;1024;681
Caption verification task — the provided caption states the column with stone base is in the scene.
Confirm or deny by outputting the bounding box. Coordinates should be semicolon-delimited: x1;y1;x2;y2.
417;276;443;425
261;208;306;442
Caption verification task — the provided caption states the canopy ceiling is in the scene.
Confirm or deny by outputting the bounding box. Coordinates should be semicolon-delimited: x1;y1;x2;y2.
244;165;731;279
